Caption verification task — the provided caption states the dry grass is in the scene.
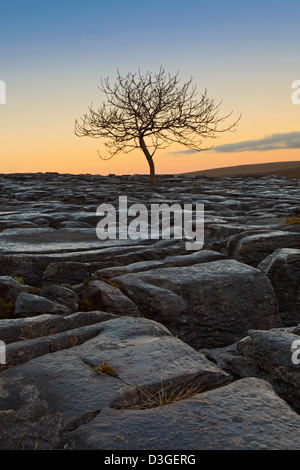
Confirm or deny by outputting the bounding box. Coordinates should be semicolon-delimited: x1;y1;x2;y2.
0;299;15;319
91;359;117;377
127;381;206;410
284;216;300;226
0;360;12;372
19;324;65;342
65;333;78;348
19;326;42;341
104;278;127;294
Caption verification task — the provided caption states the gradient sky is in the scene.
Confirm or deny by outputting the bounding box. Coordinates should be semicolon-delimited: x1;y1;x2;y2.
0;0;299;175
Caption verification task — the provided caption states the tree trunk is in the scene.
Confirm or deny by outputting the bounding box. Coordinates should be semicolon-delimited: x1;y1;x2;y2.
147;156;156;185
139;136;156;184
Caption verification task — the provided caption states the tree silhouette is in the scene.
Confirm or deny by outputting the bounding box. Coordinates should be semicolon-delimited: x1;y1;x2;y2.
75;67;240;184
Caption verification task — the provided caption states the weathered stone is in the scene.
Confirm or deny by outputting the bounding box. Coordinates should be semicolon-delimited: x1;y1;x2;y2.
78;317;231;395
96;250;225;278
84;280;142;317
0;172;300;450
207;329;300;414
34;218;50;226
0;314;54;344
0;244;151;286
113;260;281;348
41;285;79;313
14;292;72;317
0;276;20;298
0;381;63;450
0;228;100;254
205;223;266;242
59;221;92;228
65;378;300;450
5;323;104;366
200;342;242;376
229;231;300;267
0;311;117;344
5;283;39;302
258;248;300;325
42;262;91;286
0;317;230;449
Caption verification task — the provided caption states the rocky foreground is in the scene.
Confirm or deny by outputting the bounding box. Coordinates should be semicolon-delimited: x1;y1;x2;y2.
0;172;300;450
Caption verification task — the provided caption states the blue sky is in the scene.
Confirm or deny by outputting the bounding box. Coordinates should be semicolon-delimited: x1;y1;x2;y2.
2;0;298;69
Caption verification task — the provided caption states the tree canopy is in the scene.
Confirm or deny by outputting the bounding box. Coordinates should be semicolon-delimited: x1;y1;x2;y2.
75;68;240;183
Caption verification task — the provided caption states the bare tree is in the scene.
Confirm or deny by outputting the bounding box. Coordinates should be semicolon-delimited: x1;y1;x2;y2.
75;67;240;184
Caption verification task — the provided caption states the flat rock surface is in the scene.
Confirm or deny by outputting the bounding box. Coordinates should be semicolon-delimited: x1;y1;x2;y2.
0;317;230;449
0;173;299;450
66;377;300;450
113;259;281;348
258;248;300;325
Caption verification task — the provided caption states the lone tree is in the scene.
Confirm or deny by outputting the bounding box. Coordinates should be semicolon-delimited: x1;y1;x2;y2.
75;67;240;184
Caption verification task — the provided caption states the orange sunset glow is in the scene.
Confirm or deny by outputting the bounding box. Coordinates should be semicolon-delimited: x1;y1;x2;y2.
1;0;300;176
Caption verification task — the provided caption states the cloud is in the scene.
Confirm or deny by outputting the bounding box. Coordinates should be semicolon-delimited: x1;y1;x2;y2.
213;132;300;153
171;149;201;156
171;132;300;155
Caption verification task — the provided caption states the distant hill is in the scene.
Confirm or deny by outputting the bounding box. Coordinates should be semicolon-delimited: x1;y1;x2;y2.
178;161;300;178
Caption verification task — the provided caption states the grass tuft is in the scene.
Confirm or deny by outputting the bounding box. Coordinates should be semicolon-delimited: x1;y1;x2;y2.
104;279;127;294
127;381;204;410
91;359;117;377
0;299;15;319
283;216;300;226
